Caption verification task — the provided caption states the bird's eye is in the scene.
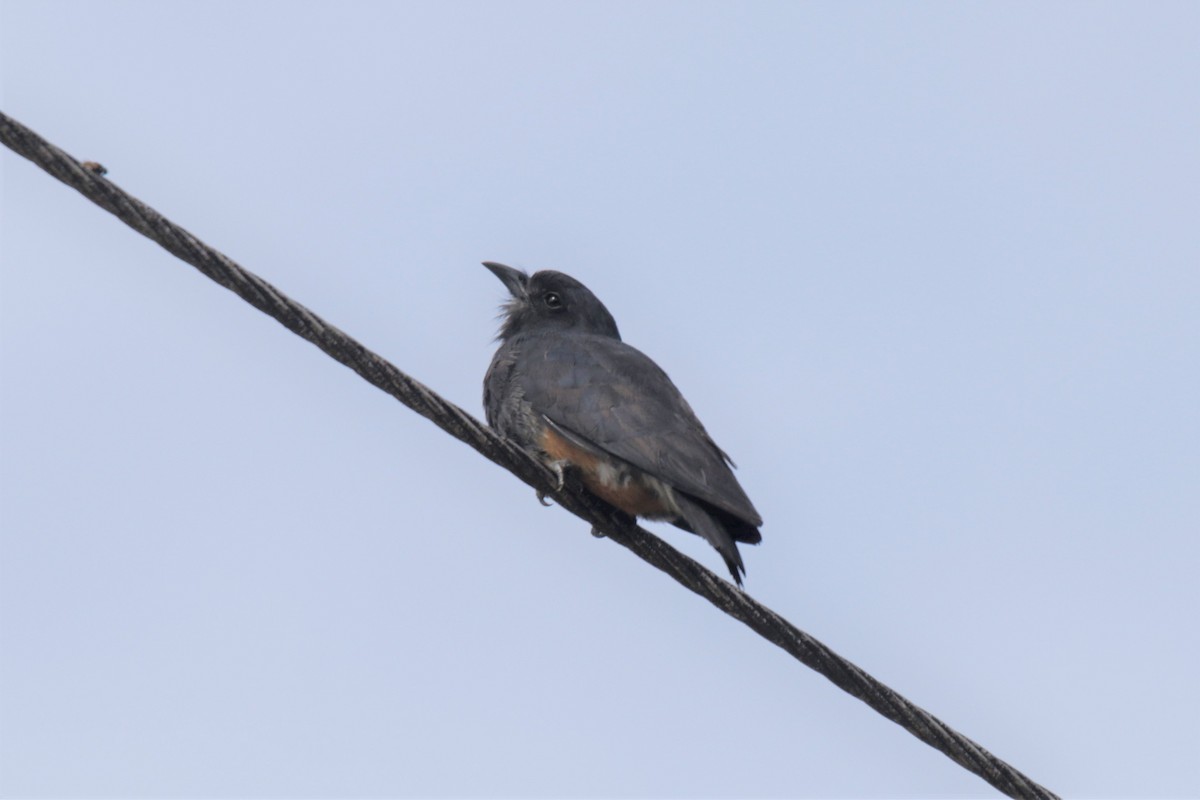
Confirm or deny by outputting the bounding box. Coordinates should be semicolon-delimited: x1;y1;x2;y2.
543;291;563;309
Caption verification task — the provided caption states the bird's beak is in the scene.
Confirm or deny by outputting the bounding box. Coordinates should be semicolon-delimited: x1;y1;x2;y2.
483;261;529;298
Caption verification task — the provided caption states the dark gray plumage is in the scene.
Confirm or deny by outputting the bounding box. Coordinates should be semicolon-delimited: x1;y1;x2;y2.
482;262;762;585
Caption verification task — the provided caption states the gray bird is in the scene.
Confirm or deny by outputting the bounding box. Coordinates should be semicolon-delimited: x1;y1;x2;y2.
482;262;762;585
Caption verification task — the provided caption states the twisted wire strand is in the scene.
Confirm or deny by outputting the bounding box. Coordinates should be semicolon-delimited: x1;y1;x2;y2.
1;110;1058;799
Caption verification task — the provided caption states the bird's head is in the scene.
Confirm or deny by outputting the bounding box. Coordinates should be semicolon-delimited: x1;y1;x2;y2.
485;262;621;342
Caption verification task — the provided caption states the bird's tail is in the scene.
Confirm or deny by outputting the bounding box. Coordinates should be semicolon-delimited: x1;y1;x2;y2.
673;493;747;586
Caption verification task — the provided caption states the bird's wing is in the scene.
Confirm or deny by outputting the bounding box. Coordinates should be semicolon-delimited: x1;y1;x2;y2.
516;333;762;527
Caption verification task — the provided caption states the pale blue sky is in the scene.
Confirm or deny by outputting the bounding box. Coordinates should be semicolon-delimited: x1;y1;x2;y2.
2;2;1198;797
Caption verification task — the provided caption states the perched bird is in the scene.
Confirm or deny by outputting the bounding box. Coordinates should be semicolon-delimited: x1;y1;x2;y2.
482;262;762;585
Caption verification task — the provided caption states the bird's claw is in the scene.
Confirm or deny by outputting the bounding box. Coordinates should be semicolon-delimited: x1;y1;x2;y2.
536;462;565;506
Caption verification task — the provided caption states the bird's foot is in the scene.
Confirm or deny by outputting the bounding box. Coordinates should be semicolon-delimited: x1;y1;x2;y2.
537;462;566;506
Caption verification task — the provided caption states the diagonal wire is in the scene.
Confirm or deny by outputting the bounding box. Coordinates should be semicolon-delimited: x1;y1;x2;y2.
1;110;1058;799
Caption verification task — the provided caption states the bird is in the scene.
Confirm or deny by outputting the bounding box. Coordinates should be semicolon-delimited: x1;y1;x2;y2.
482;262;762;585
